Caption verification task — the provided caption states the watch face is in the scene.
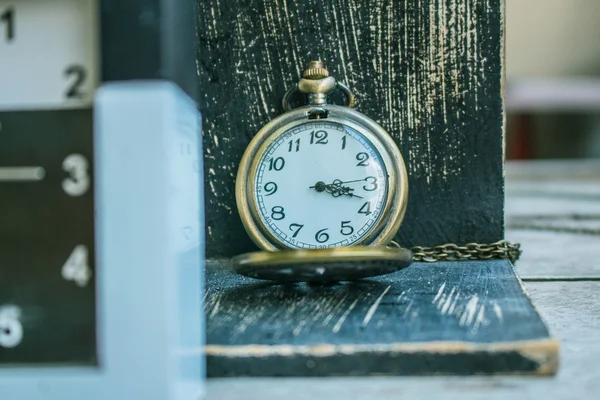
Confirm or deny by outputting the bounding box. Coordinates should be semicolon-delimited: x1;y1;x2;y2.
252;121;389;249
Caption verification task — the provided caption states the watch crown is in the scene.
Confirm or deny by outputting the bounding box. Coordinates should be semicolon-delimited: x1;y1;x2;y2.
302;60;329;80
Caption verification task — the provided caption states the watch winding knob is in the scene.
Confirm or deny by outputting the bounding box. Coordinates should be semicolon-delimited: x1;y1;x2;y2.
302;60;329;80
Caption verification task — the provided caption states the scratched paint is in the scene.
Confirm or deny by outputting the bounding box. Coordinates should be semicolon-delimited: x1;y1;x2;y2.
432;282;503;333
197;0;505;256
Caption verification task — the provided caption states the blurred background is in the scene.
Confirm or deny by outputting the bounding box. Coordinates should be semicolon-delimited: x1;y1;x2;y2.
505;0;600;160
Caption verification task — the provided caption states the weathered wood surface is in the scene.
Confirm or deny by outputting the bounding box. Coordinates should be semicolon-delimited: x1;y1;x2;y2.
205;259;557;377
196;0;505;257
505;160;600;279
206;281;600;400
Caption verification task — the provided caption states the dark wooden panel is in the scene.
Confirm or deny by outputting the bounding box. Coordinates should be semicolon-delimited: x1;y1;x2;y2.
205;259;558;376
196;0;505;257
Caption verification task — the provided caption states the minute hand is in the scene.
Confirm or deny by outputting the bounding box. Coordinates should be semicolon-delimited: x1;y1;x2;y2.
331;178;368;185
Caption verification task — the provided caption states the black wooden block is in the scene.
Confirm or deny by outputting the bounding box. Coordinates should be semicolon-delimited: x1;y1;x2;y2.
100;0;198;100
196;0;505;257
205;259;558;377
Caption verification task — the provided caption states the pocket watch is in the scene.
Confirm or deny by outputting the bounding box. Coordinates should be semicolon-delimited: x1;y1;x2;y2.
234;60;411;282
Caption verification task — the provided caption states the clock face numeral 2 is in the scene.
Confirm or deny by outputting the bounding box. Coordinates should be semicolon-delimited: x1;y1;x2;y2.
64;65;87;99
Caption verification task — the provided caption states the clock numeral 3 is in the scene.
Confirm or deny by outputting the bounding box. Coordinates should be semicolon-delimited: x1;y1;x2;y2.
356;152;370;166
62;245;92;287
340;221;354;236
264;182;278;196
315;228;329;243
268;157;285;171
289;223;304;238
62;154;90;196
271;206;285;220
363;176;378;191
310;130;328;145
1;6;14;42
358;201;372;215
64;65;87;99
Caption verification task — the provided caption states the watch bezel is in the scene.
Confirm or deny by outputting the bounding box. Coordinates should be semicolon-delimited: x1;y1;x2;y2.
235;104;409;251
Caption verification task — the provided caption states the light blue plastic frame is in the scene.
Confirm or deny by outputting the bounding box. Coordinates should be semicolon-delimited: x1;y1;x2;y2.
0;82;205;400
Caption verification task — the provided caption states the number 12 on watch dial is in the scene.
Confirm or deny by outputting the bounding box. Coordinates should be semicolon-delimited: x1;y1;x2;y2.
0;0;98;362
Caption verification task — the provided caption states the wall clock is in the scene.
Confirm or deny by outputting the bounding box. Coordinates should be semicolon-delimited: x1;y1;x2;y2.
0;1;205;399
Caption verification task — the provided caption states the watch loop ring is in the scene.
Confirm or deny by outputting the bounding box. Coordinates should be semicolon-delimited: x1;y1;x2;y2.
282;81;355;112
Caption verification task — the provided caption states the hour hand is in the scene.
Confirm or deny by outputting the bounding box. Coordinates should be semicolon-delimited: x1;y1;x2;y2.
309;180;363;199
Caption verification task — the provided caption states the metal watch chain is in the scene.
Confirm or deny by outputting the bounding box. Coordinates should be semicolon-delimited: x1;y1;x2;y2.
389;240;522;263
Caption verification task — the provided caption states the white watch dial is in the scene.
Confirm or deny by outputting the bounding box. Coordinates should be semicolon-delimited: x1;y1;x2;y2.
0;0;99;110
254;121;389;249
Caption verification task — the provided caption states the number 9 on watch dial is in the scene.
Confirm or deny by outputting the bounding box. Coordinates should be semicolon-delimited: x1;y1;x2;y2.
237;105;409;251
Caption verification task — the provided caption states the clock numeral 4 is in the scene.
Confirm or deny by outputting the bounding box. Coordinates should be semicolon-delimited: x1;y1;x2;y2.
62;154;90;196
358;201;372;216
0;306;23;349
340;221;354;236
62;245;92;287
1;6;14;42
315;228;329;243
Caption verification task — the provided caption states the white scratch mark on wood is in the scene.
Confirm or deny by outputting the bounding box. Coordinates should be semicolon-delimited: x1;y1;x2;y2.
209;295;221;318
433;282;446;303
361;285;391;328
332;298;359;333
459;294;479;327
493;301;504;324
322;293;349;326
473;304;488;331
439;287;456;315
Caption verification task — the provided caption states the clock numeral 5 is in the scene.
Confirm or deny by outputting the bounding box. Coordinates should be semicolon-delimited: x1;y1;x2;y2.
1;6;14;42
62;154;90;196
340;221;354;236
0;306;23;349
62;245;92;287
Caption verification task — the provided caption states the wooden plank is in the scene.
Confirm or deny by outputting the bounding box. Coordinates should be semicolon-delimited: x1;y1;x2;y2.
205;259;558;377
196;0;505;257
507;230;600;279
206;281;600;400
505;160;600;278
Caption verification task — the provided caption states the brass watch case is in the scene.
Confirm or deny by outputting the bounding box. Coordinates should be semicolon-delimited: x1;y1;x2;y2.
235;104;409;251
